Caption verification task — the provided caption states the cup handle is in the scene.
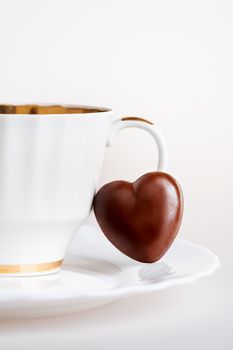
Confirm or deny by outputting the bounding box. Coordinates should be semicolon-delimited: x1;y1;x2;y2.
106;116;168;171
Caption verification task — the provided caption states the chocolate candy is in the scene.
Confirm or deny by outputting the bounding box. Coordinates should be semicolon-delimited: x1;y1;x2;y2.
94;172;183;263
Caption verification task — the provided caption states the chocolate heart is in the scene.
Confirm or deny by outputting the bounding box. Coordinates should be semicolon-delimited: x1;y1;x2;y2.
94;172;183;263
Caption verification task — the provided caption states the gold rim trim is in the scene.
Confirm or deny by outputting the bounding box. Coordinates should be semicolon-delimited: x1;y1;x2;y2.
121;116;154;125
0;104;110;115
0;260;63;274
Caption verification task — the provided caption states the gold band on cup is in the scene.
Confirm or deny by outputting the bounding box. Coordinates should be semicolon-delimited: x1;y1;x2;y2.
0;260;63;274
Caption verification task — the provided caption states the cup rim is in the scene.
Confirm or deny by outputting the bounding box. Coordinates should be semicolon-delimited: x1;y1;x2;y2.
0;103;112;116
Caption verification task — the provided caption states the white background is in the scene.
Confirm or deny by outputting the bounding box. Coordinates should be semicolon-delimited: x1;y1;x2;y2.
0;0;233;349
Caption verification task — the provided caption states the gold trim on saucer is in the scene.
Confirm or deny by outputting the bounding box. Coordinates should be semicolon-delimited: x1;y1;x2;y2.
0;260;63;274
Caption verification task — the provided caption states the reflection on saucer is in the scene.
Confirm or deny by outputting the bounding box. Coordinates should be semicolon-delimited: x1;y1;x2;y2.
138;262;175;284
0;273;62;290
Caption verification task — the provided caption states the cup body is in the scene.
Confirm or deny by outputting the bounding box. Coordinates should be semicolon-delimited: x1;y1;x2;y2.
0;107;112;275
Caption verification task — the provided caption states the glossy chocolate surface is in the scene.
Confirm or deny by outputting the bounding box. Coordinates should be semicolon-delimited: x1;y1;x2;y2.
94;172;183;263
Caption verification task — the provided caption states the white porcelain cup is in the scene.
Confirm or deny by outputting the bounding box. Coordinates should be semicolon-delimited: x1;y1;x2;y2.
0;104;168;276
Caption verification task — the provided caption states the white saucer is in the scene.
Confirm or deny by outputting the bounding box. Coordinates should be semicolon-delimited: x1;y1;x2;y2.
0;224;220;319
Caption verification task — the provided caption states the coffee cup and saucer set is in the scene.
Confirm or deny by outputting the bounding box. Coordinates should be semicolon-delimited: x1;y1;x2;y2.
0;104;219;319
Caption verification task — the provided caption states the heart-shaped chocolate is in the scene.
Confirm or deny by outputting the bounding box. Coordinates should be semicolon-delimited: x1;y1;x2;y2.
94;172;183;263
